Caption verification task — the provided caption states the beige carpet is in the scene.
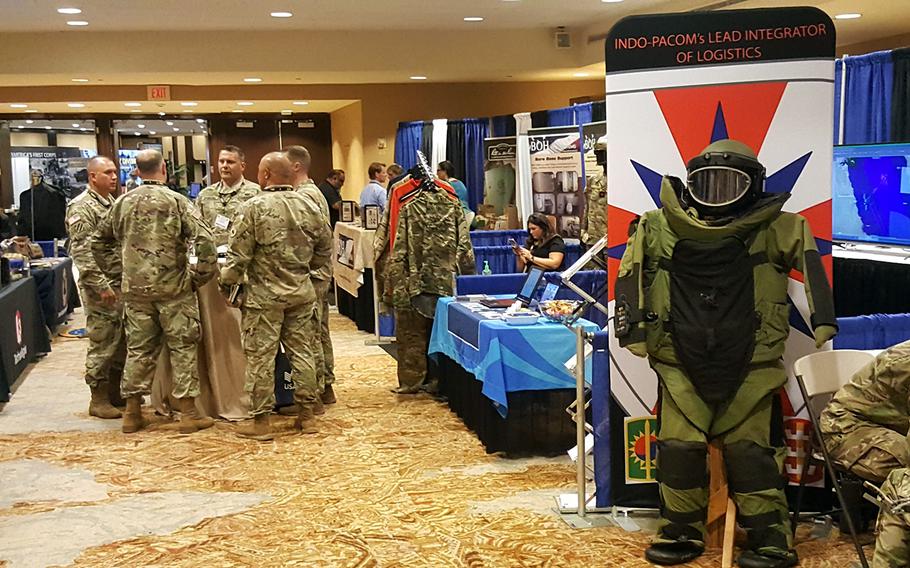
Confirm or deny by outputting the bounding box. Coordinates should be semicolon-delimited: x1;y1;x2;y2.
0;313;870;567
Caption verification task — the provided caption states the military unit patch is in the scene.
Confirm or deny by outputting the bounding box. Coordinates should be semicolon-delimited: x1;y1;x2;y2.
624;415;658;484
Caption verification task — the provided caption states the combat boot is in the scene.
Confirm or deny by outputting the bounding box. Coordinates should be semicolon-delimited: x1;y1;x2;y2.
278;404;299;416
736;550;798;568
121;395;147;434
89;382;121;419
644;542;704;565
313;396;325;415
294;403;319;434
176;397;214;434
320;384;337;404
236;414;274;441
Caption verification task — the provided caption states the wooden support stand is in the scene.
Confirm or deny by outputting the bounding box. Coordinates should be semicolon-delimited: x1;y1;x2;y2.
707;439;737;568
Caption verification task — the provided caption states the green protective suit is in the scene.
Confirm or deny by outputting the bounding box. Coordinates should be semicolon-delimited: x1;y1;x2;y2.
615;177;837;557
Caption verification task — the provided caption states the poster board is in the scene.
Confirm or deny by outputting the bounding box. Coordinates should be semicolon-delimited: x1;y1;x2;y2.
527;125;584;239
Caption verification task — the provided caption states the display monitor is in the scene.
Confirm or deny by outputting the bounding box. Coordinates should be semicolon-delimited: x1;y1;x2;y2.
517;267;545;304
833;143;910;246
188;183;202;199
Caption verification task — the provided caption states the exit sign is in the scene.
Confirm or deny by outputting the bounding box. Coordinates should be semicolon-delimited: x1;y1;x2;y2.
147;85;171;101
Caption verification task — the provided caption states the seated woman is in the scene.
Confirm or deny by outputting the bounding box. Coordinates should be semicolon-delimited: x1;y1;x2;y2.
513;213;565;273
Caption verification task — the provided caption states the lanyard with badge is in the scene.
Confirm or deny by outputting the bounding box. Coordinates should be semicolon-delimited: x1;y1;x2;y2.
214;182;238;231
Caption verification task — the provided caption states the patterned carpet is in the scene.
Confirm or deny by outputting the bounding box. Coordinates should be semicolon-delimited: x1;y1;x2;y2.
0;314;870;567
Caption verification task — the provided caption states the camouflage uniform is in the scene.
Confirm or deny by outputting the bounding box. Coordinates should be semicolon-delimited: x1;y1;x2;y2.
221;185;333;416
821;340;910;484
297;180;335;391
66;189;126;389
581;173;607;246
874;467;910;568
196;178;261;246
92;181;217;399
390;184;475;388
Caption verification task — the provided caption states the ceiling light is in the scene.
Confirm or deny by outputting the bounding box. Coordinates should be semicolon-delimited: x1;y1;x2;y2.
158;111;166;116
149;131;156;135
166;121;174;126
237;101;254;106
124;102;141;107
243;77;262;83
25;109;37;113
281;110;292;115
137;124;146;128
573;72;590;77
71;78;88;82
66;20;89;26
292;101;309;106
180;101;198;107
270;11;292;18
463;17;484;22
182;109;193;113
173;127;180;131
131;109;141;113
67;103;85;108
25;120;34;124
45;126;52;130
196;118;205;123
134;131;141;136
71;123;80;127
10;103;28;108
57;7;82;14
835;13;862;20
602;0;624;3
410;76;427;80
232;109;245;113
80;127;87;131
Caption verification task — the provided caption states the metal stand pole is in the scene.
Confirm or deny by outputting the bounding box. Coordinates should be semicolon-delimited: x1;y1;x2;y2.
575;324;586;518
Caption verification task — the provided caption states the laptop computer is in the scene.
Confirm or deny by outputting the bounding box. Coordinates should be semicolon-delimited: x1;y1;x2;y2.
480;267;546;309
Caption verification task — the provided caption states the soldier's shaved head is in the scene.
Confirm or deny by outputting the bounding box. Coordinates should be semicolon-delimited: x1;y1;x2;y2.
87;155;119;196
87;155;115;172
258;151;295;187
135;149;165;177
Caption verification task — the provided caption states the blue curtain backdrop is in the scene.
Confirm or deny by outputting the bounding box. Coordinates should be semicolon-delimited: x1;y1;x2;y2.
844;50;894;144
462;118;489;210
492;114;516;137
394;121;423;170
574;102;594;125
834;59;843;144
547;106;575;127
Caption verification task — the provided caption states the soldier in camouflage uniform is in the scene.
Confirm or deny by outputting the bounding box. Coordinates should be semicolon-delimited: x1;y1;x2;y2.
581;135;607;249
873;466;910;567
92;149;217;435
389;175;475;394
196;145;260;246
286;146;337;413
66;155;125;419
821;340;910;484
221;152;333;441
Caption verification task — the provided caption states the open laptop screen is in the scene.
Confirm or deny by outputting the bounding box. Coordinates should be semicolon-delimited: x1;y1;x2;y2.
517;267;545;304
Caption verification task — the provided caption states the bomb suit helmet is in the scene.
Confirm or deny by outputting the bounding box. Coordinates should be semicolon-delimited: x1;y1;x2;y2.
684;139;766;218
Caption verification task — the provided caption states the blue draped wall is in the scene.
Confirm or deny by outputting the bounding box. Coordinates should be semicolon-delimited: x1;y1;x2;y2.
844;50;894;145
394;121;423;170
462;118;489;210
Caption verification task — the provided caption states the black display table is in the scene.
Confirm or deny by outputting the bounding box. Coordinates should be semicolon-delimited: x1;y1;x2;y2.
31;258;79;331
336;268;375;334
433;354;577;456
0;277;52;402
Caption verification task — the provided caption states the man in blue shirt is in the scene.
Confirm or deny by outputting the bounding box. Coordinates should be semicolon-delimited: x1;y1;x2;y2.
437;161;473;226
359;162;388;214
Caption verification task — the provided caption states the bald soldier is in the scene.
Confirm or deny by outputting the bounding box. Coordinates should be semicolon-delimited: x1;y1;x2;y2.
221;152;333;441
196;145;261;246
286;145;337;413
93;149;218;434
66;155;125;419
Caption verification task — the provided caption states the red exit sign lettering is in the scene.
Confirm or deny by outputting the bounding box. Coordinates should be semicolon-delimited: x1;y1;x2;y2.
147;85;171;101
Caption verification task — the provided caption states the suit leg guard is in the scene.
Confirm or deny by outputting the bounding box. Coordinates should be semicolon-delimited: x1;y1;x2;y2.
657;440;709;543
725;440;791;552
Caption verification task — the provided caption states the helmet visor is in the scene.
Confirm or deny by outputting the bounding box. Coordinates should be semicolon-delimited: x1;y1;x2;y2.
686;167;751;206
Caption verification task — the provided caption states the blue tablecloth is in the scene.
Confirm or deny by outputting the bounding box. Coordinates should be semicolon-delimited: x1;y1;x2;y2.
429;296;598;416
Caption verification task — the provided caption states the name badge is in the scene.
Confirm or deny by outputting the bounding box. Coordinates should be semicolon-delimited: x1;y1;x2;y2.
214;214;231;230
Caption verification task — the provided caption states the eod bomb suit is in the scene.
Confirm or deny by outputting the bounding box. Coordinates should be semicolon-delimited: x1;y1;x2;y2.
614;140;837;568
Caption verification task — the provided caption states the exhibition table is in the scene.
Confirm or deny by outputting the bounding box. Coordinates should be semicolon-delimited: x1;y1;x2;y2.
0;277;51;402
428;296;598;454
30;257;79;331
333;222;377;334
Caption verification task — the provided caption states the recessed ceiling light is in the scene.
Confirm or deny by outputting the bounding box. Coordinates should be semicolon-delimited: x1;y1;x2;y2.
25;109;37;113
10;103;28;108
281;110;292;115
244;77;263;83
166;121;174;126
573;72;590;77
45;126;52;130
835;13;862;19
410;76;427;80
602;0;624;3
57;7;82;14
134;131;141;136
270;11;292;18
463;16;484;22
25;120;34;124
182;109;193;113
131;109;141;113
66;20;89;26
158;111;166;116
149;131;156;135
124;102;141;107
80;127;87;131
237;101;254;106
137;124;146;128
180;101;198;107
232;109;245;113
71;78;89;82
71;123;80;127
292;101;309;105
173;127;180;131
67;103;85;108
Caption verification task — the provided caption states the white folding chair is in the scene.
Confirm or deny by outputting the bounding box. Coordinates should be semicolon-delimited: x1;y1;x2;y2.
792;349;876;568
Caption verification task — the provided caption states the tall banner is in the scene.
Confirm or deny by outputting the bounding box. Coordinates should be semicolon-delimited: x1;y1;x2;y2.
581;121;607;184
482;137;518;215
605;7;836;499
528;125;584;239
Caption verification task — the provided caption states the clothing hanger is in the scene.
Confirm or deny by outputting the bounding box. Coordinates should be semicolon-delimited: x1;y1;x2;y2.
414;151;437;191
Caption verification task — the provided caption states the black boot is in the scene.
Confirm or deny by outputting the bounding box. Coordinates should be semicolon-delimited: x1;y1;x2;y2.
644;542;704;565
737;550;798;568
